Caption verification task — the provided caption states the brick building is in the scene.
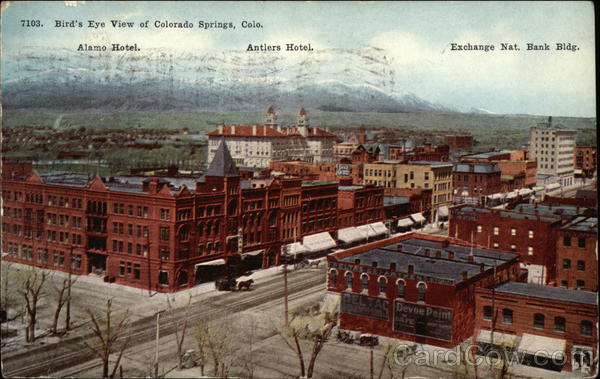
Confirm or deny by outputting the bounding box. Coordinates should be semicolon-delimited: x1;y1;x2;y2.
383;188;432;222
326;233;520;348
1;143;383;292
574;146;596;178
333;143;380;164
444;135;474;151
452;162;502;204
388;143;449;162
475;282;597;373
459;151;537;190
555;216;598;292
270;160;363;185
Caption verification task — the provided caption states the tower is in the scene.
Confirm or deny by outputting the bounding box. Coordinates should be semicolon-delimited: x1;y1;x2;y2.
265;106;278;128
297;107;309;137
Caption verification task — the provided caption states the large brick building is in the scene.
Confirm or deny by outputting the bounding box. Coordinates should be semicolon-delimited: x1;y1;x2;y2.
555;216;598;292
475;282;597;373
444;135;474;152
574;146;596;178
326;233;520;348
452;162;502;204
1;142;383;292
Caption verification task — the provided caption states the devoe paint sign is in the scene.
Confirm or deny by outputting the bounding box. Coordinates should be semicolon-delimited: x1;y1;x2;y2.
393;300;453;341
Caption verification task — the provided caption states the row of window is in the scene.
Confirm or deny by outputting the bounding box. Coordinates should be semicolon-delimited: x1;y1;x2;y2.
329;270;427;302
112;222;149;238
2;192;84;210
119;261;141;279
562;258;586;271
302;198;337;213
302;216;336;234
113;203;150;218
111;240;148;256
4;244;82;270
560;279;587;289
482;306;593;336
563;235;587;248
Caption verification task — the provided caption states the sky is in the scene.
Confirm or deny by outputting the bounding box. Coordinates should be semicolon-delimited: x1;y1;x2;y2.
1;1;596;117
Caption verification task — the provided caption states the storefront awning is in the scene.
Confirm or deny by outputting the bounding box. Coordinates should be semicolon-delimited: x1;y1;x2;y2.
369;222;389;236
487;193;505;199
284;242;309;256
410;213;426;224
356;224;377;238
532;186;545;192
477;330;518;347
518;188;533;196
242;249;264;257
398;218;414;228
438;206;449;218
196;258;226;267
546;183;561;191
506;192;518;199
302;232;337;252
518;333;566;356
337;227;366;244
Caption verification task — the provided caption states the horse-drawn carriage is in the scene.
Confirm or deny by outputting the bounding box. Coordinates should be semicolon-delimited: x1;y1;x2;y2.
214;276;254;291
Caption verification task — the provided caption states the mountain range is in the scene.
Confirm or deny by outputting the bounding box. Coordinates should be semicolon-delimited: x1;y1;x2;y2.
2;47;491;114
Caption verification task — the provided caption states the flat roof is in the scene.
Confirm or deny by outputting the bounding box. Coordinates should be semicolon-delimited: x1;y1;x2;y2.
494;282;597;305
409;161;453;167
301;180;337;187
384;196;409;205
338;238;517;284
512;203;589;219
458;206;558;223
454;163;500;174
463;151;511;159
561;216;598;233
339;185;364;191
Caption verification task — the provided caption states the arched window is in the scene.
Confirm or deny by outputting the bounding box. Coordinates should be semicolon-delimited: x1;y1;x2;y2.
378;277;387;295
329;270;337;288
361;274;369;292
581;320;592;336
417;282;426;302
554;317;565;332
178;225;189;242
503;309;513;324
177;270;188;287
345;272;353;290
483;306;493;321
397;280;405;298
534;313;545;329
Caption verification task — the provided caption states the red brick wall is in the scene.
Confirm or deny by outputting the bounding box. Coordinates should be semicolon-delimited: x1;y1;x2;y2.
555;229;597;291
475;287;597;371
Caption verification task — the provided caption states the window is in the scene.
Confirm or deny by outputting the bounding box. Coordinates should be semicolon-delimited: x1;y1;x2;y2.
378;277;387;294
397;280;405;298
528;230;534;239
158;271;169;286
578;237;586;248
576;280;585;289
577;260;585;271
503;309;513;324
119;261;125;276
527;247;533;256
560;280;568;288
510;245;516;252
329;270;337;288
361;274;369;292
483;306;492;321
554;317;565;332
563;259;571;269
134;264;140;280
345;272;353;290
510;228;516;236
417;283;426;302
477;225;482;233
581;320;592;336
493;242;499;248
564;236;571;246
534;313;545;329
160;227;170;241
493;227;499;235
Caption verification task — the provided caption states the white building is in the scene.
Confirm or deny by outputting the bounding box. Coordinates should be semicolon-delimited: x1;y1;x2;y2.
529;120;576;187
206;108;336;168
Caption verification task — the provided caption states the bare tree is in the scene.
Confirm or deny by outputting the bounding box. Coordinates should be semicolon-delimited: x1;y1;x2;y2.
166;292;193;370
1;262;22;323
194;320;210;377
206;319;236;378
50;274;78;335
279;302;338;378
16;267;49;342
84;298;130;379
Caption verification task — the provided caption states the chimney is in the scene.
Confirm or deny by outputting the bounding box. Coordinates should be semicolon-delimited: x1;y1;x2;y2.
448;251;454;260
424;249;430;257
435;250;442;258
397;244;403;252
354;258;361;265
252;125;257;136
442;240;450;248
480;263;485;273
467;255;474;263
461;271;468;281
407;264;414;274
390;262;396;271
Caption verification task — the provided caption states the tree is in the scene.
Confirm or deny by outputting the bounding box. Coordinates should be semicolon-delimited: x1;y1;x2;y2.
16;267;49;342
194;320;210;377
166;292;193;370
50;272;78;335
194;317;236;378
84;298;130;379
1;262;22;323
279;301;338;378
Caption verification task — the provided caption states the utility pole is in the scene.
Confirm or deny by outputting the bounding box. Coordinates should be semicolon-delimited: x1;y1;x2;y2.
66;244;73;330
146;233;152;297
154;310;164;378
491;259;497;346
283;243;289;327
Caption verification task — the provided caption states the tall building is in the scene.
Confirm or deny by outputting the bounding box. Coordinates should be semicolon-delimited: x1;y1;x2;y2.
529;120;577;187
574;146;597;178
206;108;336;168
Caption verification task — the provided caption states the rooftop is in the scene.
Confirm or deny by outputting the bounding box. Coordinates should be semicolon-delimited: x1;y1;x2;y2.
560;216;598;233
458;206;561;223
384;196;410;206
339;185;364;191
301;180;338;188
512;203;589;219
454;163;501;174
408;161;453;167
494;281;597;305
338;237;517;284
462;150;511;159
